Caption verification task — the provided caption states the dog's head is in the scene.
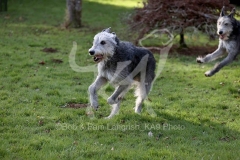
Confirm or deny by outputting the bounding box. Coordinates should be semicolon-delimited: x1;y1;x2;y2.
217;6;236;40
88;27;119;63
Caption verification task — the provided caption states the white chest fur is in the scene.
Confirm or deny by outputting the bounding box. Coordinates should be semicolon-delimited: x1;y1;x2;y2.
97;63;113;81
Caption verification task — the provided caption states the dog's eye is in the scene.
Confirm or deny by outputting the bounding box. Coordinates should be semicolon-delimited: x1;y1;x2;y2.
225;23;228;26
100;41;106;45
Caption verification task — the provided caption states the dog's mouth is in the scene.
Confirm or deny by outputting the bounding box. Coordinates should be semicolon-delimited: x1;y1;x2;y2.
219;34;228;40
219;34;225;40
93;54;104;63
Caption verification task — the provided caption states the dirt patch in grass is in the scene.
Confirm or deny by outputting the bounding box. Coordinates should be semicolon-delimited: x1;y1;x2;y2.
149;45;217;56
39;61;45;65
219;135;237;142
41;47;58;53
52;58;63;63
64;103;88;109
172;45;217;56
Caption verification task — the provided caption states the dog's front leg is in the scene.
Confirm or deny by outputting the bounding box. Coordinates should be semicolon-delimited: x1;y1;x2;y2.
107;85;129;105
88;76;107;110
205;52;238;77
196;46;224;63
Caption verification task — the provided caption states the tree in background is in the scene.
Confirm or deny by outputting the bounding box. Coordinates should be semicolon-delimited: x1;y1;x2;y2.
127;0;235;47
63;0;82;28
0;0;7;12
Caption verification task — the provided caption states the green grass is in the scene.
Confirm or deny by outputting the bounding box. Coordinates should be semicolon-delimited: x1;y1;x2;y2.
1;0;240;159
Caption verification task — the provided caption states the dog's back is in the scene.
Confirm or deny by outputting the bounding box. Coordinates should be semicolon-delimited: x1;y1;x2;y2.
229;18;240;53
103;41;156;84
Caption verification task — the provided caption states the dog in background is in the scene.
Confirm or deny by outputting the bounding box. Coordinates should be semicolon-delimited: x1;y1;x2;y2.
196;6;240;77
88;28;156;118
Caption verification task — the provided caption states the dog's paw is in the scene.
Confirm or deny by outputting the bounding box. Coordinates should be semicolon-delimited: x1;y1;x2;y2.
196;56;204;63
134;107;142;114
104;116;112;119
91;105;99;111
90;102;99;110
135;110;141;114
107;97;118;105
204;71;213;77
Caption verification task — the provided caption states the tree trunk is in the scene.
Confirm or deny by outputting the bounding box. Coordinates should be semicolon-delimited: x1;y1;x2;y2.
64;0;82;28
179;28;187;48
0;0;8;12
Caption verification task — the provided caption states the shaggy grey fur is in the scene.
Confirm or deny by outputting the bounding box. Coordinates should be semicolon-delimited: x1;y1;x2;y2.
197;6;240;77
88;28;156;118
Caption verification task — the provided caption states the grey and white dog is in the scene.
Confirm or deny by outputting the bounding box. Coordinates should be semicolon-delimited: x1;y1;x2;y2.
88;28;156;118
196;6;240;77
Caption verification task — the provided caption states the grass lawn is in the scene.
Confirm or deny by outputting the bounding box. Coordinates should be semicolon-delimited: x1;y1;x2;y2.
0;0;240;159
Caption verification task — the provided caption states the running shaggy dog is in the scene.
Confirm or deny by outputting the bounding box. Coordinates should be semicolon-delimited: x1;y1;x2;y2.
88;28;156;118
196;6;240;77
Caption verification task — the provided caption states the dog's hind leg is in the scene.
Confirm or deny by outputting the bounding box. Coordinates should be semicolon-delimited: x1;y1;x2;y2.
134;82;152;114
106;85;130;118
105;102;121;119
205;52;238;77
107;85;130;105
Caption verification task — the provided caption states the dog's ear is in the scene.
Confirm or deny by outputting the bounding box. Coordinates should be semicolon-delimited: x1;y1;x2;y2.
102;27;111;33
220;6;225;17
110;32;119;45
228;8;236;18
114;36;120;45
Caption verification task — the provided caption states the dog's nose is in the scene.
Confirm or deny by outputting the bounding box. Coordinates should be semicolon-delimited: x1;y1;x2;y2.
218;31;223;35
89;50;95;55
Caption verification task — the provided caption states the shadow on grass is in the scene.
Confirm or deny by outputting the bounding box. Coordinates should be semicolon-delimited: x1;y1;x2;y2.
75;100;239;145
59;107;240;158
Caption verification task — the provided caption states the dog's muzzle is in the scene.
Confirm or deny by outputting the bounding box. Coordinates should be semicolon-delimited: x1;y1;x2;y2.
89;50;95;55
89;50;104;63
218;31;228;40
218;31;223;35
